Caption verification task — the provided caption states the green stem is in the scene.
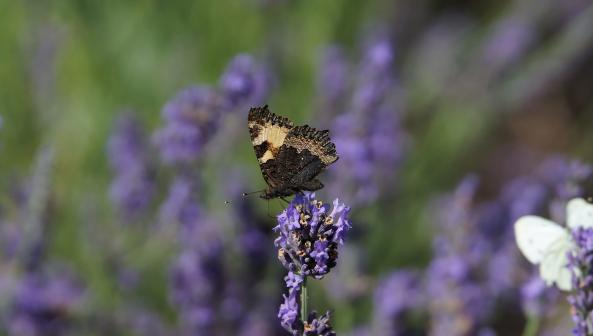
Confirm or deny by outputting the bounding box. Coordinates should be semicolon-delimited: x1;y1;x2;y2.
521;314;539;336
300;275;308;325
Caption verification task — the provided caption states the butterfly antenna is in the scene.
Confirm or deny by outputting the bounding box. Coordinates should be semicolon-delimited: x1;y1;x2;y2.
224;189;265;205
242;190;265;197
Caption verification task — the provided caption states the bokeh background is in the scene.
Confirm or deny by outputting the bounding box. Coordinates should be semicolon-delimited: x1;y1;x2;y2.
1;0;593;335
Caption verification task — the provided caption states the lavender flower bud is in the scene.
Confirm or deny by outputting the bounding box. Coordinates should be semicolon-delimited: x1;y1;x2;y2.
274;192;351;279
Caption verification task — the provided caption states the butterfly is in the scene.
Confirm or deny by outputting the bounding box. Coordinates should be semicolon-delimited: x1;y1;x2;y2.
514;198;593;291
247;105;338;200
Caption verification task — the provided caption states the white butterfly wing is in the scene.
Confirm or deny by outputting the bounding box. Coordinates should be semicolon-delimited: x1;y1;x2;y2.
514;216;568;264
539;237;575;291
567;198;593;229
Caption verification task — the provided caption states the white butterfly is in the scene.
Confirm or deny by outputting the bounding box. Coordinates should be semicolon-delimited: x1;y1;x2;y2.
514;198;593;291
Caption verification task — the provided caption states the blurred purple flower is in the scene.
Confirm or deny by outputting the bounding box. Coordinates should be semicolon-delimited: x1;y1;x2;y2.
107;114;155;217
219;54;270;110
372;270;425;335
325;39;407;205
153;86;223;165
223;171;273;282
159;175;202;236
169;239;224;334
8;271;84;336
481;18;534;71
567;227;593;336
317;46;349;121
520;276;559;318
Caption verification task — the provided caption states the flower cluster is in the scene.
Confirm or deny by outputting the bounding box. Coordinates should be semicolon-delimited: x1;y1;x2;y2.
278;273;336;336
278;271;302;332
274;192;351;279
7;271;85;336
275;192;350;335
567;227;593;336
107;114;155;217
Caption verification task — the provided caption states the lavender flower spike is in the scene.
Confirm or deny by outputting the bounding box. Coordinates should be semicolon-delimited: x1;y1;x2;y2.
152;86;223;165
107;114;155;217
567;227;593;336
219;53;270;110
274;192;352;279
274;192;350;335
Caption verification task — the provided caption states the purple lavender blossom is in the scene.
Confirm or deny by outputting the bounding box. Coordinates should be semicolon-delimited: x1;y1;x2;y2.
219;54;270;110
567;227;593;336
8;271;85;336
481;18;534;71
326;39;407;205
153;86;223;165
520;276;559;318
107;114;155;217
159;175;202;236
278;288;301;334
274;192;349;335
274;192;351;279
169;239;224;334
372;270;425;335
304;311;336;336
223;171;273;282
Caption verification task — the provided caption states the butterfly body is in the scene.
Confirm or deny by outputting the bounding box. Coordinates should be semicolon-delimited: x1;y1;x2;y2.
248;105;338;199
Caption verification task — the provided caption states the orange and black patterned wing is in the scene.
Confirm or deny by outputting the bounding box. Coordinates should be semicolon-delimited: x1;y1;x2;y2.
248;105;339;198
248;105;294;188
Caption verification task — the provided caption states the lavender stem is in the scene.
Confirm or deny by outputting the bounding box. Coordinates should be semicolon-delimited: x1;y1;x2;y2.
521;314;540;336
301;275;308;325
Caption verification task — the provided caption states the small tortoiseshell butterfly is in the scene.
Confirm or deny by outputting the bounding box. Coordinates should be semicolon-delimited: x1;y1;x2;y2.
248;105;338;199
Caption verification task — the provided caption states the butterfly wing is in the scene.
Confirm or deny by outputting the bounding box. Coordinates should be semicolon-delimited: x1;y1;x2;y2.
567;198;593;229
514;215;569;264
283;125;339;167
248;105;338;197
248;105;294;188
539;237;575;291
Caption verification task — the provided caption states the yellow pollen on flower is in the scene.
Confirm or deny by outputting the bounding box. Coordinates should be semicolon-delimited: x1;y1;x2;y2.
324;215;334;225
